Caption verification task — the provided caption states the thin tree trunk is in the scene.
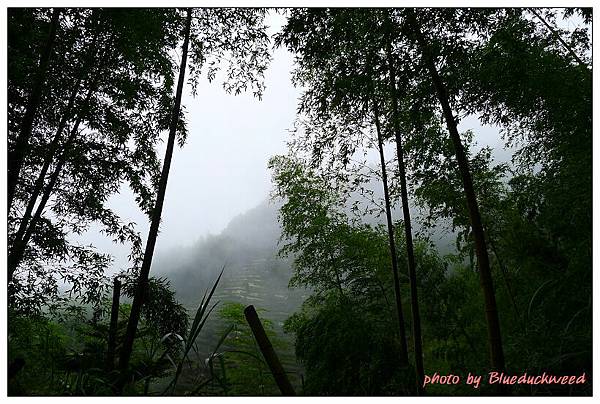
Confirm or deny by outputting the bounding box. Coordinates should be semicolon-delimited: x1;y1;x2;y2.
9;79;82;255
372;101;409;366
406;10;506;372
8;8;60;210
9;22;101;259
384;40;425;394
106;277;122;371
488;235;522;323
118;8;193;376
528;8;588;70
7;77;98;282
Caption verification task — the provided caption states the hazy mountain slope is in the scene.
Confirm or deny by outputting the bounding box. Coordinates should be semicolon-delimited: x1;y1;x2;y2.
154;188;457;307
153;199;306;319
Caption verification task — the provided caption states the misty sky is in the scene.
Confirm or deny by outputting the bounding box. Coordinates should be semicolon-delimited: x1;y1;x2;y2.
75;12;514;275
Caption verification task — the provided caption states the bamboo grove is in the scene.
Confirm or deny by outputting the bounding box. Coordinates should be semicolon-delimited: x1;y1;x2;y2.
7;7;592;396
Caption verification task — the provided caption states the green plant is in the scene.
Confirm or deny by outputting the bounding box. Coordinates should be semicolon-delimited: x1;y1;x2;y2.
164;267;225;394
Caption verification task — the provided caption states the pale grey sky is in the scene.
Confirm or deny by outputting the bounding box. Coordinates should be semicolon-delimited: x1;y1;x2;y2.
76;14;302;273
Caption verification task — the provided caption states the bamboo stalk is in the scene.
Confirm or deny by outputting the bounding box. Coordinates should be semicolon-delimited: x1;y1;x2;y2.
244;305;296;396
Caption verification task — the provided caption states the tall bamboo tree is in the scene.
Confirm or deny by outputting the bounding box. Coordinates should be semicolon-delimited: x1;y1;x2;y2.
118;8;193;374
383;23;425;390
402;8;505;371
117;7;271;375
372;102;409;366
278;9;415;367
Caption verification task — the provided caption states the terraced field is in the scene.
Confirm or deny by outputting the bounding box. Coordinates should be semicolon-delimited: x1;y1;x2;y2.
158;252;307;395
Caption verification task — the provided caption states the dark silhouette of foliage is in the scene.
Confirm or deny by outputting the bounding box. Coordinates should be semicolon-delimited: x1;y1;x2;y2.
7;6;592;397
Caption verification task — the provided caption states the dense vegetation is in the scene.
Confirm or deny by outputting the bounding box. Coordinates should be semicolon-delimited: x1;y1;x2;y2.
7;7;592;396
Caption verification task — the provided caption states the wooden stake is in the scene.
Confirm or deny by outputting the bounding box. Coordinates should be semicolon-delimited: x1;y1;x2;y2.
106;277;121;370
244;305;296;396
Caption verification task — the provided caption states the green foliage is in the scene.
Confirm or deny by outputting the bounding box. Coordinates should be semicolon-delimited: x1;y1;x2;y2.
213;302;285;395
121;276;189;348
271;155;416;394
285;294;408;395
8;275;190;396
8;309;125;395
9;312;68;395
7;8;183;312
187;8;271;99
270;155;393;299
